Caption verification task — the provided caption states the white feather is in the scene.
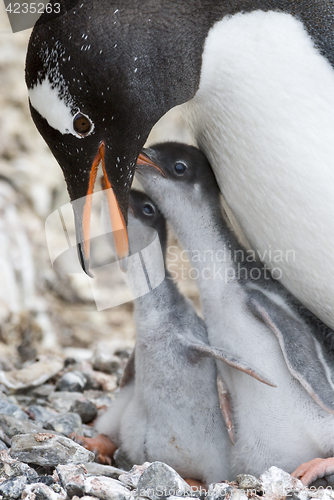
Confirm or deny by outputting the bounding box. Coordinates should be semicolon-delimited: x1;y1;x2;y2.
28;78;94;138
181;10;334;329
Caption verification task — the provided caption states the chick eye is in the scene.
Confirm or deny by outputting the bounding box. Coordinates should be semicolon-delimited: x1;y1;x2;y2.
143;203;155;215
73;113;92;135
174;162;187;175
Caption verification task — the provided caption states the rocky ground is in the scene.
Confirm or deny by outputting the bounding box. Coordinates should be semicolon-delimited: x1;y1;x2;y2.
0;348;332;500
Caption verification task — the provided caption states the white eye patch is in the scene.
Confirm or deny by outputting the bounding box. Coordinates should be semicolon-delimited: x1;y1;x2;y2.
28;78;94;138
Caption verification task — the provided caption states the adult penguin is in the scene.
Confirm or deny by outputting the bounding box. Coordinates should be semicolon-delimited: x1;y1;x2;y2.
25;0;334;328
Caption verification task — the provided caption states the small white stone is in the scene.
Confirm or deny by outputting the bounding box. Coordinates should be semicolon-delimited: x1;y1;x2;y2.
119;462;151;488
260;466;304;498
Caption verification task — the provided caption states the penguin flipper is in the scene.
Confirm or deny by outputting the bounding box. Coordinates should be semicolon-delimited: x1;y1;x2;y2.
187;341;276;387
216;373;235;445
247;289;334;414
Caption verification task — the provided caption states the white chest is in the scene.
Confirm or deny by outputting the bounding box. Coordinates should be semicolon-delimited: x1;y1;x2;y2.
204;289;334;476
181;10;334;329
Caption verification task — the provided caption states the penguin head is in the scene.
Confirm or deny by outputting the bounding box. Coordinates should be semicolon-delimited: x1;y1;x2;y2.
136;142;220;209
25;1;200;275
128;190;167;257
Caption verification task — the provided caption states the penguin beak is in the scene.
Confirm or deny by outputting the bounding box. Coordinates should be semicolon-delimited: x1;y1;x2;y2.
76;141;129;276
136;150;166;177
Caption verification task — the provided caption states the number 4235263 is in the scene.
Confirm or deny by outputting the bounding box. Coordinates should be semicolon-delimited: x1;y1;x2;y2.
5;3;61;14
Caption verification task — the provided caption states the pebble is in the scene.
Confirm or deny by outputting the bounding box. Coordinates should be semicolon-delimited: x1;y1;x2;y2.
81;424;99;438
10;433;95;466
69;396;97;424
236;474;262;491
0;430;11;447
44;413;82;437
92;349;122;375
52;484;63;494
48;392;86;413
0;450;38;480
309;489;334;500
72;475;131;500
56;464;88;487
55;371;87;393
72;497;96;500
83;390;115;409
14;395;36;407
136;462;191;500
80;372;103;391
119;463;151;488
260;467;305;499
228;490;249;500
0;475;28;499
207;483;234;500
114;348;133;360
22;482;66;500
27;405;56;424
30;384;55;399
57;464;131;500
84;371;118;393
85;462;125;479
0;397;29;420
0;439;8;450
62;348;94;363
32;476;55;486
0;414;43;438
0;356;63;391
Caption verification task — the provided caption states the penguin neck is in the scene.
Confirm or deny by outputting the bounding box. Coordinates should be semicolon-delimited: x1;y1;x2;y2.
126;248;183;327
171;196;243;290
137;270;180;311
134;271;187;345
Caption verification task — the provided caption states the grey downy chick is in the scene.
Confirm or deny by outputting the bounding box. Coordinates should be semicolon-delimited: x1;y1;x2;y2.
136;143;334;482
97;189;230;484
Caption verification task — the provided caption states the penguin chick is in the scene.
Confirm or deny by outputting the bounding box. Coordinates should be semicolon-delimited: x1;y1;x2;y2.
96;189;231;484
136;143;334;482
95;189;272;485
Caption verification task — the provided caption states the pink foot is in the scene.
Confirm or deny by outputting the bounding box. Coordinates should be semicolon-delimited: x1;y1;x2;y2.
69;433;117;465
292;457;334;486
184;479;207;491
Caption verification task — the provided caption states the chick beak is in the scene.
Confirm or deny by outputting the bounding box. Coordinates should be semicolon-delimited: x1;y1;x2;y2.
76;141;129;277
136;150;166;177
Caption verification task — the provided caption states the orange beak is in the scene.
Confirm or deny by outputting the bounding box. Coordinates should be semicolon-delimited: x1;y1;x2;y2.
82;142;129;274
136;151;166;177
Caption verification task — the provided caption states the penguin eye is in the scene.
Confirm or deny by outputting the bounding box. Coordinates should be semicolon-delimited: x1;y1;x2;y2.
73;113;92;135
174;162;187;175
143;203;155;216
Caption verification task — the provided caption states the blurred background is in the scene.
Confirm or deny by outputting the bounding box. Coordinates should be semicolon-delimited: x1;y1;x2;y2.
0;5;199;372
